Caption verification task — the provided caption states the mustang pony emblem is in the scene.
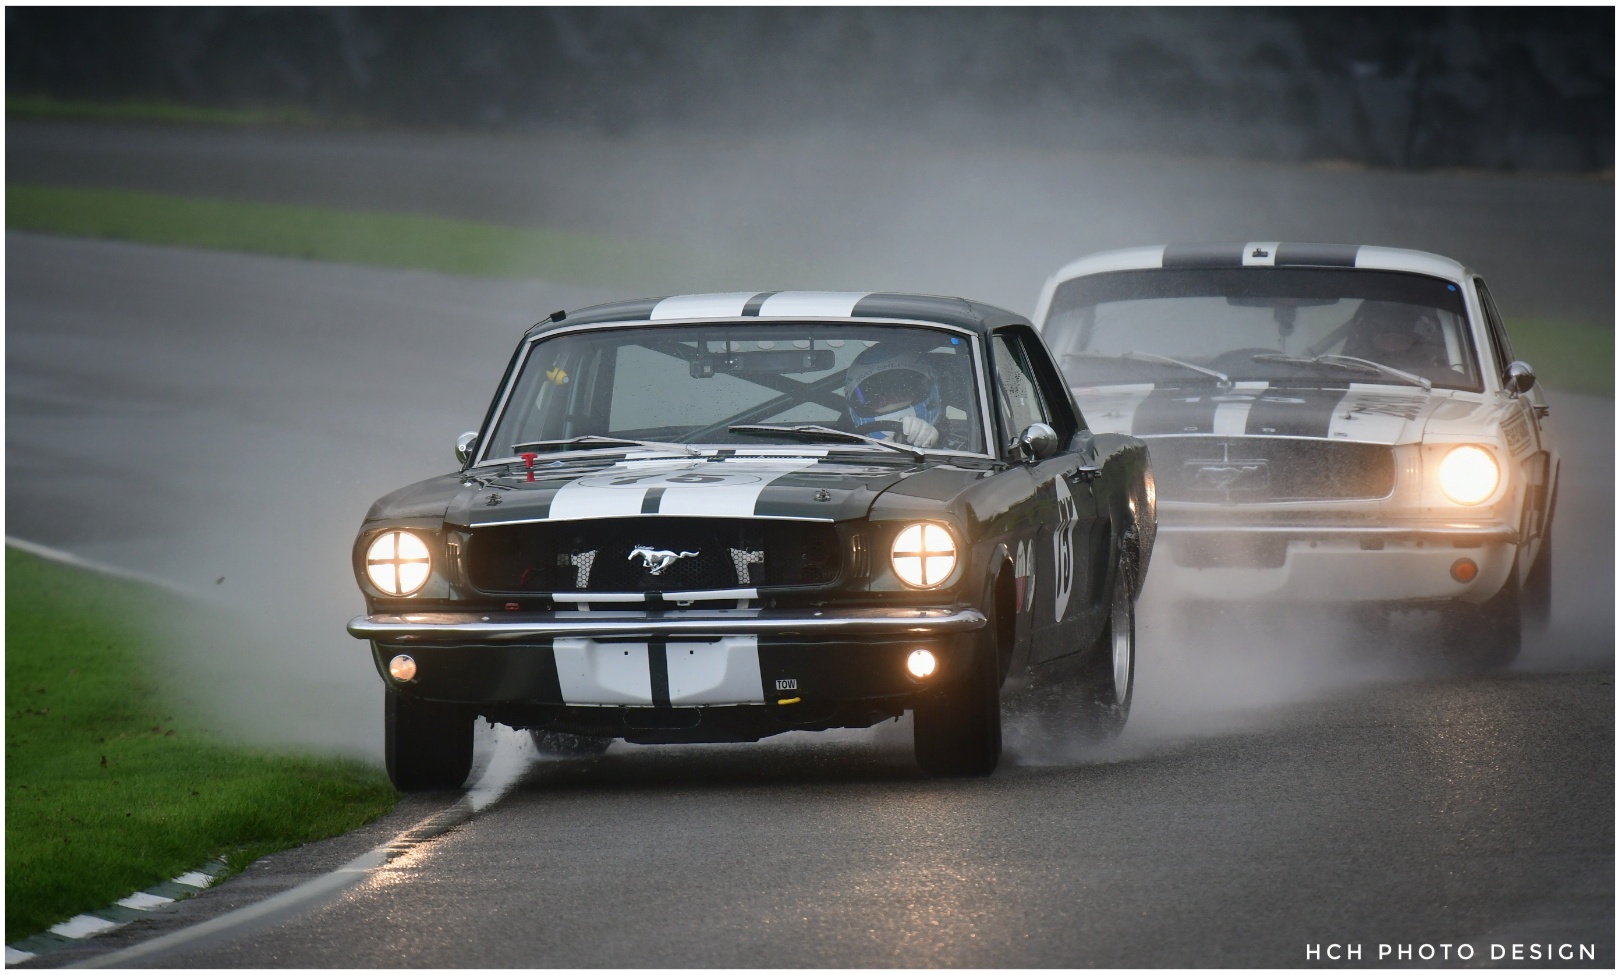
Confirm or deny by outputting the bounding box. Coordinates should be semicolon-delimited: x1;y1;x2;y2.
629;546;699;575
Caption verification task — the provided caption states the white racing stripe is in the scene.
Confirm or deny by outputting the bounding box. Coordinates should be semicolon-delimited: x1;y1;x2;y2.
551;637;766;706
650;293;760;320
757;291;870;318
554;639;653;704
548;457;822;519
547;483;652;520
667;636;764;705
1211;382;1269;435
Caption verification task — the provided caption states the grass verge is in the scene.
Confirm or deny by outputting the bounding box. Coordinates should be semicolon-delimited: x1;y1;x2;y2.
5;183;804;293
8;95;324;128
4;547;397;943
1504;318;1615;397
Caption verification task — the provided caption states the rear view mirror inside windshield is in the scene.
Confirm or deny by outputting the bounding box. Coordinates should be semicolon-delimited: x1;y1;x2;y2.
690;349;836;377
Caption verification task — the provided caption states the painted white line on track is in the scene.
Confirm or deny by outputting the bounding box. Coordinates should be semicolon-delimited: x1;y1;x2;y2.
114;893;174;911
4;537;202;599
71;728;533;969
5;947;37;965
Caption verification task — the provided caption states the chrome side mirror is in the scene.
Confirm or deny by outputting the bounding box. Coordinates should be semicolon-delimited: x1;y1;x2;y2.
1014;422;1059;462
455;431;479;466
1505;360;1536;396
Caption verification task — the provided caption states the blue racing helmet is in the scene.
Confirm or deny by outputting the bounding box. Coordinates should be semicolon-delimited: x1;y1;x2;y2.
844;345;943;430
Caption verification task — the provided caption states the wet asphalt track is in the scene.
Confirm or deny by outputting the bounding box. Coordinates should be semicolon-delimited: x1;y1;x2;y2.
5;123;1614;966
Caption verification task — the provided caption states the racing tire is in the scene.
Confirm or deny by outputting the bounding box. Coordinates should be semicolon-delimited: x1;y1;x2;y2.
1439;560;1523;671
385;689;474;792
913;633;1002;778
1074;575;1136;742
529;729;614;757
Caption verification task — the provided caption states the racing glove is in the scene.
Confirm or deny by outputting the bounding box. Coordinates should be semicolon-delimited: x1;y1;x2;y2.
900;416;940;448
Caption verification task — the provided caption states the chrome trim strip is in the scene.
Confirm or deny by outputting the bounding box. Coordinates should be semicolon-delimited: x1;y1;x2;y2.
349;607;986;642
1158;524;1516;541
471;513;836;527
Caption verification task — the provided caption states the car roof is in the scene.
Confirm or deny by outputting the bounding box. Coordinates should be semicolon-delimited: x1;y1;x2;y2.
525;291;1028;338
1033;243;1478;325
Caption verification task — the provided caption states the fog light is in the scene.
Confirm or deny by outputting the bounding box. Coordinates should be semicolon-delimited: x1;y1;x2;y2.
906;648;938;679
388;654;418;682
1450;559;1479;583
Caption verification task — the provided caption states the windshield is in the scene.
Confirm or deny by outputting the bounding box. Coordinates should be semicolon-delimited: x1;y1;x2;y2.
1043;268;1483;392
481;322;986;463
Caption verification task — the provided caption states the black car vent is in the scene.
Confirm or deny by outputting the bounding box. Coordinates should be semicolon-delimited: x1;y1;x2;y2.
466;518;841;594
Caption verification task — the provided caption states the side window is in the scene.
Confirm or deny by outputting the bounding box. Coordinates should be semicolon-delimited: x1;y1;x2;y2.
1018;329;1082;441
992;332;1053;446
1474;278;1516;375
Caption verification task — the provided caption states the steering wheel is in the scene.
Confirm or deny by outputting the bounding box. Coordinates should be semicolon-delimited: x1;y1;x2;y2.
852;420;905;438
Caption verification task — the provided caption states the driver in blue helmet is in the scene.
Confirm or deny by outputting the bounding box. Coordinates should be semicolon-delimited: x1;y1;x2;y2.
843;344;943;448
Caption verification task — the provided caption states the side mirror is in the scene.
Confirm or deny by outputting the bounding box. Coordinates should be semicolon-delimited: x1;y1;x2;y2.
455;431;479;466
1504;360;1536;396
1013;422;1059;463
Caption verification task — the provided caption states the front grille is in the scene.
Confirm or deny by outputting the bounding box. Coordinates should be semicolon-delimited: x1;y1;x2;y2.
1147;437;1395;503
465;517;842;594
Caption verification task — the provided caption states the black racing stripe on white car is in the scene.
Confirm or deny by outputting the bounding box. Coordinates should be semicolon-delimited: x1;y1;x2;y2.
1274;243;1360;268
1131;388;1224;435
741;293;776;316
850;293;974;324
649;640;671;707
1243;387;1352;437
640;488;665;514
1161;244;1244;268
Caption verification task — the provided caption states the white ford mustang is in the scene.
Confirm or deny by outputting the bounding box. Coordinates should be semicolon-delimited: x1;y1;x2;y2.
1033;243;1558;667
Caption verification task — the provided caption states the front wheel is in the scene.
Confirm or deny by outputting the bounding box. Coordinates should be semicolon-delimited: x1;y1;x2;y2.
1074;575;1136;741
385;689;474;792
913;635;1002;778
1439;561;1522;671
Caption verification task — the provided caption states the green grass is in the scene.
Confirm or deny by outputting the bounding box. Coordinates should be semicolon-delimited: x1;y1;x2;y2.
8;95;323;128
6;183;805;292
1504;318;1615;397
4;547;397;943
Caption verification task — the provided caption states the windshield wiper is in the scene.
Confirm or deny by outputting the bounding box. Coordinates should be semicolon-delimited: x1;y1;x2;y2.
728;424;924;461
509;435;697;455
1067;351;1231;387
1251;353;1431;391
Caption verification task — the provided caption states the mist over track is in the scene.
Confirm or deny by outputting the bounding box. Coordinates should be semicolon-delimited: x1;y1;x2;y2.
4;123;1611;965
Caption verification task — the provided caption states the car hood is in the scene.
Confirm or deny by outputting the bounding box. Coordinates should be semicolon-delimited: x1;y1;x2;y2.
1072;382;1488;446
365;450;941;528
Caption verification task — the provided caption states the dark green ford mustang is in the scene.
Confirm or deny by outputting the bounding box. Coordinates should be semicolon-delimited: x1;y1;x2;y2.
349;291;1155;788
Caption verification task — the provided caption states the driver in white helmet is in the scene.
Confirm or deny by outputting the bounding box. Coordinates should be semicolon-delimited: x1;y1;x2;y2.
843;344;944;449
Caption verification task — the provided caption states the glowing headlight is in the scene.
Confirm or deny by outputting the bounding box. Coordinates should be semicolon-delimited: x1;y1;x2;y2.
1437;445;1500;505
366;530;432;596
891;523;957;588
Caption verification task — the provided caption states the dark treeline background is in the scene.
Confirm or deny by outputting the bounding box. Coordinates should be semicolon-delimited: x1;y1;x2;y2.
7;7;1613;172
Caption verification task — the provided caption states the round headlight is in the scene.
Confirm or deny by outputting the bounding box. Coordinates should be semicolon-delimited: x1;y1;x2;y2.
366;530;432;596
891;523;957;588
1437;445;1500;505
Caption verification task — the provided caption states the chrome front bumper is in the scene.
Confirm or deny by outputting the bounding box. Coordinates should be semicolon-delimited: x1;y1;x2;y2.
349;606;986;644
1151;521;1519;603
